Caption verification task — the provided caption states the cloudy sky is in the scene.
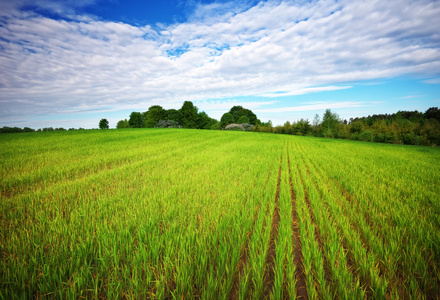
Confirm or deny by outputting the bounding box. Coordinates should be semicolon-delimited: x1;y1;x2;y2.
0;0;439;128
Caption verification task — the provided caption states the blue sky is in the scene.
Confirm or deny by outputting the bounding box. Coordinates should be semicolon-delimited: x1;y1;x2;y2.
0;0;439;128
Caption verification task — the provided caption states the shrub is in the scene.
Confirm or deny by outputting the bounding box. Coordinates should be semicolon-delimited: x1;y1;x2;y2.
155;120;182;128
359;130;374;142
241;123;254;131
225;124;245;131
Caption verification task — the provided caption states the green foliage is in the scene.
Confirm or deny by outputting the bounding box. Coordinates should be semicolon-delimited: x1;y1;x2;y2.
237;115;250;124
229;105;244;120
0;126;35;133
425;107;440;121
143;105;166;128
359;130;374;142
99;118;109;129
321;109;341;137
116;119;130;129
251;107;440;146
350;121;363;134
179;101;199;129
106;104;440;146
165;109;181;124
129;112;143;128
220;112;234;128
229;107;257;125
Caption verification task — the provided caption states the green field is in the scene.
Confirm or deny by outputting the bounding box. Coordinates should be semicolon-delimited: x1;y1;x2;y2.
1;129;439;299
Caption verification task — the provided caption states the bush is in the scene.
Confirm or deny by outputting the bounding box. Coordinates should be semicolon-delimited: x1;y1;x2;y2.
349;133;360;140
374;133;387;143
359;130;374;142
224;124;245;131
241;123;254;131
155;120;182;128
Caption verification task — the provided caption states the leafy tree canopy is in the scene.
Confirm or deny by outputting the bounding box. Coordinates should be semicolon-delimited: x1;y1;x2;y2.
179;101;199;129
129;112;143;128
237;115;250;124
116;119;130;129
99;118;109;129
220;113;234;128
143;105;166;128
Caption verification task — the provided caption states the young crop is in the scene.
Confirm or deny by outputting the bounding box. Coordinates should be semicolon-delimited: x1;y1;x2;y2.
1;129;438;298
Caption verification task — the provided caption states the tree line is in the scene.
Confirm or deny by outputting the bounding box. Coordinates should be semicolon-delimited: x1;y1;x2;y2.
0;127;85;133
115;101;261;130
2;102;439;146
255;107;440;146
116;102;439;146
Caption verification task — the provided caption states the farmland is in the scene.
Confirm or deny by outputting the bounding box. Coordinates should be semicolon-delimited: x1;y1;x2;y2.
1;129;439;299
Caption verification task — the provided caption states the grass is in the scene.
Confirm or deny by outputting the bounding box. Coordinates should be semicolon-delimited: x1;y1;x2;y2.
1;129;439;299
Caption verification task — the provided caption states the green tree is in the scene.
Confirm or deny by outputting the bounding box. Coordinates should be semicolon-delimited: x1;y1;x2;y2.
220;113;234;128
321;109;340;137
143;105;166;128
235;109;257;124
99;118;109;129
116;119;130;129
295;119;311;135
425;107;440;122
229;106;244;121
237;115;250;124
350;120;363;134
179;101;199;128
129;112;143;128
165;109;182;124
197;111;218;129
228;107;258;125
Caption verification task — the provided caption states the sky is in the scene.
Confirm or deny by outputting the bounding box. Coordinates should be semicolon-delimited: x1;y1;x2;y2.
0;0;439;129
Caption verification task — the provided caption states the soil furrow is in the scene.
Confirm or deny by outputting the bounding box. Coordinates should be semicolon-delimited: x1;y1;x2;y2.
262;155;282;299
286;149;308;300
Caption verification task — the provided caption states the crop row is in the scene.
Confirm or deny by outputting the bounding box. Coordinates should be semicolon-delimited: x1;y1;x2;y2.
1;129;439;299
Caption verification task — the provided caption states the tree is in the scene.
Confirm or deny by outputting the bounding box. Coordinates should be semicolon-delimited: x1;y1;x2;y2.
179;101;199;128
229;106;244;121
129;112;143;128
220;113;234;128
197;111;218;129
295;119;311;135
321;109;340;137
116;119;130;129
143;105;166;128
165;109;181;124
99;118;109;129
425;107;440;122
235;109;257;125
237;115;250;124
228;106;258;125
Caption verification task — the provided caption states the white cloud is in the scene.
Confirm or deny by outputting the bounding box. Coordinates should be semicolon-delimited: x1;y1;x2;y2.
259;86;353;98
423;78;440;84
254;101;366;114
0;0;439;127
397;95;426;99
